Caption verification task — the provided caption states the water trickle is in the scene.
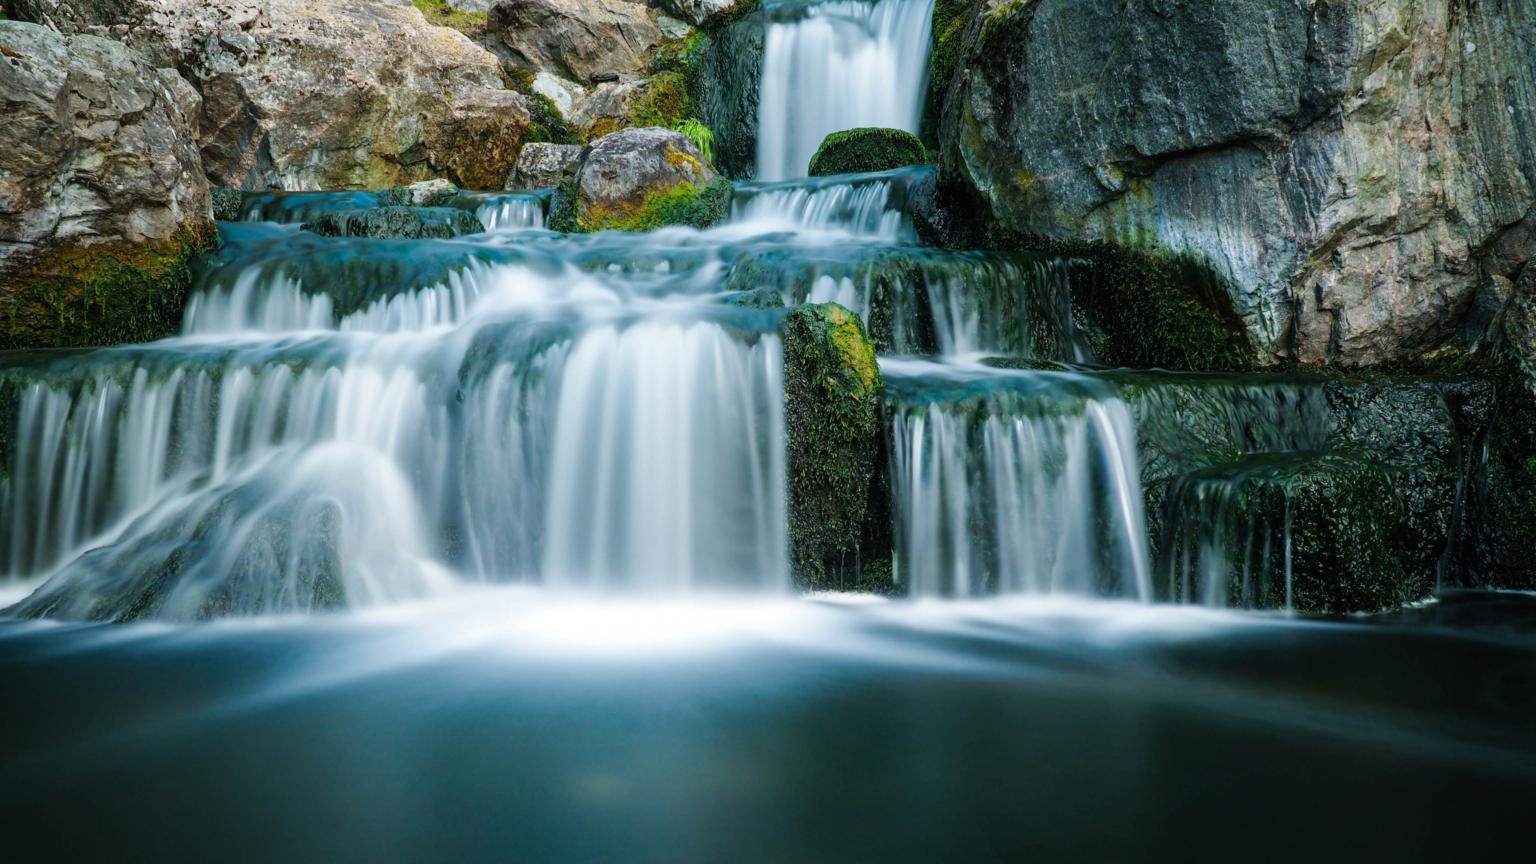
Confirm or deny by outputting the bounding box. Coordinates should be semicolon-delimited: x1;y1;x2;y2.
756;0;937;180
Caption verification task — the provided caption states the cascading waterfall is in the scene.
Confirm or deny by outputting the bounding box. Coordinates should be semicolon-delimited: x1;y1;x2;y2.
730;168;921;240
756;0;937;180
882;361;1153;599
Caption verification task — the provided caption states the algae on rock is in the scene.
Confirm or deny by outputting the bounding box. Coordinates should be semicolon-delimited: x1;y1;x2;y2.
782;303;891;592
809;128;927;177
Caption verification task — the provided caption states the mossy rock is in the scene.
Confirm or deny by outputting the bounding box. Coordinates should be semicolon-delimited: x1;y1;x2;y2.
302;206;484;239
211;188;245;222
782;302;892;591
808;128;928;177
0;226;217;350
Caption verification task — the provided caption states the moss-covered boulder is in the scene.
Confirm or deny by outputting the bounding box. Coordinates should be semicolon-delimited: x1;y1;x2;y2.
0;22;216;350
808;128;927;177
553;126;729;232
655;0;763;179
302;206;485;239
782;303;891;591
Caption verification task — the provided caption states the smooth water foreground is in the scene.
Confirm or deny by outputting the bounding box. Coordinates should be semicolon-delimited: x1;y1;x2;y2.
1;592;1533;860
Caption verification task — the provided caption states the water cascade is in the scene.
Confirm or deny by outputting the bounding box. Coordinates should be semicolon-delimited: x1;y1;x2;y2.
756;0;937;180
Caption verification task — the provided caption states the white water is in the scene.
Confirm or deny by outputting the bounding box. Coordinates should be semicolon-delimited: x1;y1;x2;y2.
757;0;937;180
883;362;1153;600
475;194;548;230
731;171;916;240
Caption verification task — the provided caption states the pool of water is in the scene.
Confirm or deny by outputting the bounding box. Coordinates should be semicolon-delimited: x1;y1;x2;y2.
2;590;1531;861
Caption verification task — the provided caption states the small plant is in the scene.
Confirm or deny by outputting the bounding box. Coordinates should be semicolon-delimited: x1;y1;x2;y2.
674;118;715;166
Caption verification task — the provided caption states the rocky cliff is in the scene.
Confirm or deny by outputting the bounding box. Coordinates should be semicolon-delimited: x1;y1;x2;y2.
934;0;1536;367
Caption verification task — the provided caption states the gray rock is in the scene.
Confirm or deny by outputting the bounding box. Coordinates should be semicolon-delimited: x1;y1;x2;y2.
509;143;583;190
487;0;662;82
14;0;532;191
302;206;484;239
0;21;214;348
568;80;646;137
659;0;738;28
380;179;461;208
573;126;717;227
937;0;1536;366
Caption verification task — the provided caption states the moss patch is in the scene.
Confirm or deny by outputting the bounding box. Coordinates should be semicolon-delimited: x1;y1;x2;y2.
782;303;891;591
0;226;217;350
412;0;486;37
572;177;733;233
808;128;927;177
630;72;691;128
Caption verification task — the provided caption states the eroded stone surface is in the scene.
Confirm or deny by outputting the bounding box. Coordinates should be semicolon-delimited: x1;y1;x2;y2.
937;0;1536;366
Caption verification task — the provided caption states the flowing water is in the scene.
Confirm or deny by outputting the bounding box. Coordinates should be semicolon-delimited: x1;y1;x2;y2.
1;0;1530;857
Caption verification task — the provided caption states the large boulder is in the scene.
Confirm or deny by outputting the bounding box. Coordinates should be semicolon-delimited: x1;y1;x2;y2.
659;0;739;28
808;128;926;177
486;0;662;83
565;126;722;231
936;0;1536;366
0;21;214;349
12;0;531;190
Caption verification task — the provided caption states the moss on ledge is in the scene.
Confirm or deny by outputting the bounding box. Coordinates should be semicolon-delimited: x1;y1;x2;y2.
412;0;486;37
0;226;218;350
557;176;733;233
782;303;892;591
808;128;928;177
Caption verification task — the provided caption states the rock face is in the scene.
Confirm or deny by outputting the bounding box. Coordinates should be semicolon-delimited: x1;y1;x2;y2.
660;0;739;27
509;143;583;189
937;0;1536;366
13;0;531;190
302;206;484;239
0;21;214;349
487;0;661;83
570;126;718;229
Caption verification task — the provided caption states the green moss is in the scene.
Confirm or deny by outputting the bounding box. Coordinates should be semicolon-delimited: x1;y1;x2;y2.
412;0;486;37
808;128;927;177
500;67;580;146
0;225;218;350
782;303;891;591
925;0;981;142
575;177;733;233
630;72;691;128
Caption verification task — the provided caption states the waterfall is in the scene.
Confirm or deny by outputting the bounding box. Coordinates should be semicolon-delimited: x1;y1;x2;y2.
731;169;918;239
756;0;937;180
882;362;1153;600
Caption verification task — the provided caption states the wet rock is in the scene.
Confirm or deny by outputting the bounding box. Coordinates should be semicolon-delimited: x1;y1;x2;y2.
664;3;762;179
936;0;1536;366
0;21;215;349
568;126;720;231
302;207;484;240
808;128;926;177
210;188;244;222
486;0;662;82
13;0;532;190
781;303;890;592
379;179;460;209
509;143;583;190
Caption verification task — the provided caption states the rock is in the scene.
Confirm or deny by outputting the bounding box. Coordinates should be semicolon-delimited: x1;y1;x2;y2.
12;0;531;190
0;21;215;349
659;0;740;28
302;206;484;239
808;128;926;177
568;126;720;231
509;143;583;190
486;0;662;83
532;71;587;118
379;179;460;209
665;4;762;179
569;80;647;138
781;302;889;591
936;0;1536;366
210;188;244;222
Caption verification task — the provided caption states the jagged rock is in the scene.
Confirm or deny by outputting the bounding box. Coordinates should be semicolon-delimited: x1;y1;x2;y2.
936;0;1536;366
12;0;531;190
509;143;583;190
486;0;662;83
0;21;215;349
532;71;586;118
569;126;718;230
659;0;738;27
302;207;484;239
569;80;646;138
781;302;889;592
